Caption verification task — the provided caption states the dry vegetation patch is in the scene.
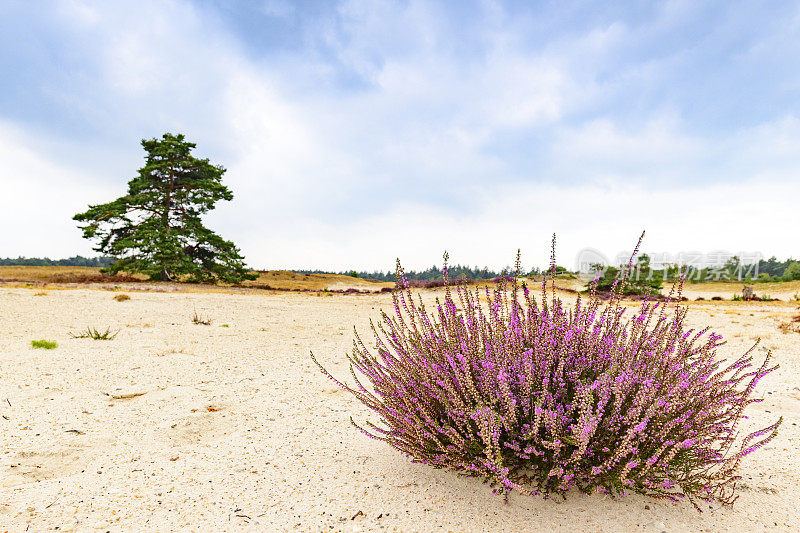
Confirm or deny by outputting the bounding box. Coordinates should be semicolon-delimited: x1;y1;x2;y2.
0;265;144;284
244;270;392;292
0;266;394;294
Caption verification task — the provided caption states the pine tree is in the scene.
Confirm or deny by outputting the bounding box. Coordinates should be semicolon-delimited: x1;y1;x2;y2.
74;133;256;284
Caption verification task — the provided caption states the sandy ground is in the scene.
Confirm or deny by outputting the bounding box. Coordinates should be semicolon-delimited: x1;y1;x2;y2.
1;286;799;532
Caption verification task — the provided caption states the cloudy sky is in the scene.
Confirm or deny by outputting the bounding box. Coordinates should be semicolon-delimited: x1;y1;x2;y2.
1;0;799;272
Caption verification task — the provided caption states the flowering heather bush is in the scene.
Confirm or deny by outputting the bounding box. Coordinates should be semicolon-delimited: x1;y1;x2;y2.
311;235;782;507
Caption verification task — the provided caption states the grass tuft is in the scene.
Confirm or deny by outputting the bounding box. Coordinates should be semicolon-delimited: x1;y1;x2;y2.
113;294;131;302
70;327;119;340
192;308;212;325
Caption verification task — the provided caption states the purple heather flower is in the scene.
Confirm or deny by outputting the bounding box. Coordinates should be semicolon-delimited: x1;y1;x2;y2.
311;236;782;506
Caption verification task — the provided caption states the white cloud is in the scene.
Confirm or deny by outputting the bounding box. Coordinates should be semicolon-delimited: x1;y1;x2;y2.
549;113;800;188
1;0;799;271
556;115;702;162
236;177;800;271
550;114;709;182
731;115;800;162
3;111;796;269
0;122;117;258
58;0;101;27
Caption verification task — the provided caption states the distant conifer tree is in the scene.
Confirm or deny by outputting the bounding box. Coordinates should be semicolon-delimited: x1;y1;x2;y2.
74;133;256;284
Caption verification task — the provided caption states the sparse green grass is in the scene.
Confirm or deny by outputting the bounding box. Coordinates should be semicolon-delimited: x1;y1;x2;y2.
70;326;119;340
220;323;229;328
31;339;57;349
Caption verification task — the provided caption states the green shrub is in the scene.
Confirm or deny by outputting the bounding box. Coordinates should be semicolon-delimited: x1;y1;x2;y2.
782;262;800;282
31;339;57;349
590;254;663;296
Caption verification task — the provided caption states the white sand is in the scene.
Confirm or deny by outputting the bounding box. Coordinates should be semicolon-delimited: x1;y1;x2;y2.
1;286;799;532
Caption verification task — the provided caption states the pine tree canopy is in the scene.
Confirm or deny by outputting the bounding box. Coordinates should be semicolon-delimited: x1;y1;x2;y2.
73;133;256;284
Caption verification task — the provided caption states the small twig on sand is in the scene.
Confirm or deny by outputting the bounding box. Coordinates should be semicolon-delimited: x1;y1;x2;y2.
103;391;147;400
45;491;62;509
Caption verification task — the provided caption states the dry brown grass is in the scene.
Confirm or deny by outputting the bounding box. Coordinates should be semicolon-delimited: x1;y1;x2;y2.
47;272;142;283
0;266;145;283
3;265;798;301
0;265;102;282
778;312;800;334
681;279;800;301
0;266;392;292
242;270;393;292
113;294;131;302
546;274;800;302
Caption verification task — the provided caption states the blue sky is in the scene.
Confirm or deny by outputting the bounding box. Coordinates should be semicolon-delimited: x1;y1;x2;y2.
1;0;798;271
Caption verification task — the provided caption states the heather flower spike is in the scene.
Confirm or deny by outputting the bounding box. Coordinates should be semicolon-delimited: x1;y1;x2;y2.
311;234;782;508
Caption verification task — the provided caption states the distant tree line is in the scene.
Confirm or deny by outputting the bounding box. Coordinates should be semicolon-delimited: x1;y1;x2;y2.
296;264;544;282
299;255;800;284
0;255;115;267
591;254;663;296
5;254;798;283
659;256;800;283
587;254;800;294
757;256;799;279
